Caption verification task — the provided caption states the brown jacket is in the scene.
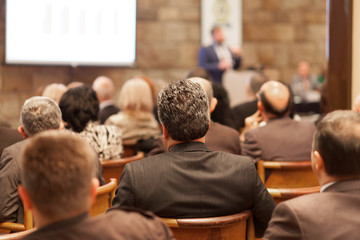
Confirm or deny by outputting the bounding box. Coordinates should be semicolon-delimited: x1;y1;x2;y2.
263;179;360;240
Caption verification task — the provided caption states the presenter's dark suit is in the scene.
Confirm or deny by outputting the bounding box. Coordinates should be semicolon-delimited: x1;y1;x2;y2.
98;105;120;124
263;179;360;240
241;117;316;162
198;44;241;83
112;142;275;237
0;127;23;157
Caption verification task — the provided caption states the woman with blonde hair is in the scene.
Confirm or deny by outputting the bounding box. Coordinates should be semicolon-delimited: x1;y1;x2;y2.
105;78;160;142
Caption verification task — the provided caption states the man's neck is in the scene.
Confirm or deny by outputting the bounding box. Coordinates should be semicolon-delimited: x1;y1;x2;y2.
34;209;88;228
166;137;206;152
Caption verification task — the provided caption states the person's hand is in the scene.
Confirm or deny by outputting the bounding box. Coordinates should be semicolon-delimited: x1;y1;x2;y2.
230;47;242;57
240;110;263;141
218;59;232;70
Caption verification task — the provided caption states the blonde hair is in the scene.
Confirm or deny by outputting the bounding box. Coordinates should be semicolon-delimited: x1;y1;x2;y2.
119;78;153;113
42;83;67;104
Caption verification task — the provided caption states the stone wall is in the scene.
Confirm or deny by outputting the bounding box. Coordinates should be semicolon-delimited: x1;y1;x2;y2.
0;0;326;127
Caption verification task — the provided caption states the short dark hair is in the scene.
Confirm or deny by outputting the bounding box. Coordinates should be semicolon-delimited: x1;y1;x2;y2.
59;86;99;132
313;110;360;178
259;88;292;117
157;79;209;142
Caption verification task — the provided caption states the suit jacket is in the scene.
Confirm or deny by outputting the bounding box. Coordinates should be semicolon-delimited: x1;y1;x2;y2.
98;104;120;124
23;208;173;240
0;140;105;223
112;142;275;237
198;44;241;83
231;99;258;131
241;117;316;162
0;127;23;157
263;179;360;240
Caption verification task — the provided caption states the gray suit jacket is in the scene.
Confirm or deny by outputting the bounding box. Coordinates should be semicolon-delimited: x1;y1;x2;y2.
263;179;360;240
111;142;275;237
241;117;315;162
0;127;23;157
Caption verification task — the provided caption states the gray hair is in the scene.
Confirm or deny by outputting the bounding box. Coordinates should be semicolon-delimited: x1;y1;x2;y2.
157;79;209;142
92;76;115;100
20;96;62;136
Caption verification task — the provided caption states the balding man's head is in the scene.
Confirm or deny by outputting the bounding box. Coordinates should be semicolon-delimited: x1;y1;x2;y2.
92;76;115;102
258;81;292;118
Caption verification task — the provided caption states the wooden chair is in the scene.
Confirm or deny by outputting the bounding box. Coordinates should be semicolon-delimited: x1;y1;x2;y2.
0;208;33;233
122;139;138;157
90;178;117;217
101;151;145;183
257;160;319;188
162;210;255;240
0;228;36;240
268;186;321;204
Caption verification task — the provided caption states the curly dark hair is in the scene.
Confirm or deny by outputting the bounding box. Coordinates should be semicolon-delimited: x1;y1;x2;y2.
59;85;99;132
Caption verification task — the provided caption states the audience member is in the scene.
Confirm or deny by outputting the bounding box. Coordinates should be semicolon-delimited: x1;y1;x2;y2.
111;79;275;238
198;25;242;84
105;78;160;141
149;77;241;155
0;97;63;223
0;126;23;157
291;61;320;103
19;130;173;240
264;110;360;239
92;76;120;124
42;83;67;104
59;86;122;161
232;73;268;131
66;81;84;89
184;67;212;81
241;81;315;162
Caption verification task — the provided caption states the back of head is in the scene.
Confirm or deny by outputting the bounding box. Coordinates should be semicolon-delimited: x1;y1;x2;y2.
249;73;267;95
259;81;292;117
188;77;213;101
92;76;115;101
42;83;68;104
119;78;153;113
59;86;99;133
20;130;97;219
157;79;209;142
20;96;62;137
314;110;360;178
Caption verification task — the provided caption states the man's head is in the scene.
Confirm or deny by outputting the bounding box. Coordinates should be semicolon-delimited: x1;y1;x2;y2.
257;81;292;120
19;96;62;138
92;76;116;103
188;77;218;113
211;25;225;44
157;79;209;143
246;73;268;98
312;110;360;184
18;130;99;225
297;61;311;79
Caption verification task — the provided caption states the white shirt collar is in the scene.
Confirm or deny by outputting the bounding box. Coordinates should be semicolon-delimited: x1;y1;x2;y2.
320;181;337;192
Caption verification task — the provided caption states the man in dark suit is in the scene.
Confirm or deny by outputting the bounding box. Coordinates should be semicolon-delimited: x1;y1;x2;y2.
111;79;275;238
264;110;360;239
19;130;173;240
149;77;241;156
92;76;120;124
0;126;23;156
241;81;315;162
198;26;242;84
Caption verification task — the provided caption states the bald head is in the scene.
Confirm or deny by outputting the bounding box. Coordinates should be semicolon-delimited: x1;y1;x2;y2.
259;81;291;117
92;76;115;102
188;77;213;102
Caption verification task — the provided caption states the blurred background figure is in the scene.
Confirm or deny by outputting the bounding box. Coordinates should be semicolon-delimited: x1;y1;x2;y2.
42;83;67;104
59;86;122;162
352;94;360;112
92;76;120;124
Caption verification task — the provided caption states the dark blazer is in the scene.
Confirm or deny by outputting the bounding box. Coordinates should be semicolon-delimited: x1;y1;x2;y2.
198;44;241;83
98;104;120;124
231;99;258;131
241;117;316;162
0;127;23;157
149;121;241;156
112;142;275;237
23;208;173;240
263;179;360;240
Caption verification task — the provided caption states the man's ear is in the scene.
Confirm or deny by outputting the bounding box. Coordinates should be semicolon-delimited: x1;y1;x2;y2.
18;126;28;139
18;185;33;211
257;101;264;112
162;124;169;140
90;178;100;206
209;98;218;113
313;150;325;172
59;121;65;130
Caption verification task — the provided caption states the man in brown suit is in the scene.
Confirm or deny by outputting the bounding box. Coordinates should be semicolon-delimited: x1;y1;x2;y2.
19;130;173;240
263;110;360;239
241;80;315;162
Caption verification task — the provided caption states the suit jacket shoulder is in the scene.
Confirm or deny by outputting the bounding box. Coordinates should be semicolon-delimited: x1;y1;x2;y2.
0;127;23;157
206;121;241;154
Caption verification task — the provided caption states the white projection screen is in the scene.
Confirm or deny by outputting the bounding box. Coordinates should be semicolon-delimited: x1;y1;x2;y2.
5;0;137;66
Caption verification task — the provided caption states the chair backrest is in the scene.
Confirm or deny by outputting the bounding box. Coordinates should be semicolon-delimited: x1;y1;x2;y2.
90;178;117;217
101;151;145;183
162;211;255;240
0;207;33;232
257;160;319;188
0;228;36;240
122;138;138;157
268;186;321;204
